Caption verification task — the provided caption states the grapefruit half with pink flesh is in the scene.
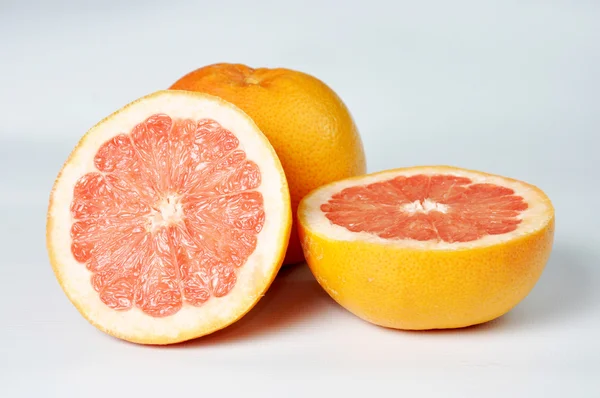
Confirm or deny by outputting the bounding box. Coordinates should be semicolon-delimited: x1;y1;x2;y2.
298;166;555;330
46;90;292;344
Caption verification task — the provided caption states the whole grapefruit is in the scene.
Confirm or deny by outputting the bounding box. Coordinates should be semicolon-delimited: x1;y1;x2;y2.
169;63;367;264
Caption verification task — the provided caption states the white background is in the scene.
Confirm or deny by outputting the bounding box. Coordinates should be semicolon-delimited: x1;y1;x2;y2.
1;0;599;396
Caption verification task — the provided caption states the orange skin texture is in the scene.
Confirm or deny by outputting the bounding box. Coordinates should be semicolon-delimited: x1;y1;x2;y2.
169;63;367;264
298;166;555;330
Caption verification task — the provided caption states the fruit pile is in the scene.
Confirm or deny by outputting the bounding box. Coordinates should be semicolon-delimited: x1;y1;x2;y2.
46;63;555;344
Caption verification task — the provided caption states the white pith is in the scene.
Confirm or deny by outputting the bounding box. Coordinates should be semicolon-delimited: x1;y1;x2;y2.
402;198;449;214
300;166;553;250
149;194;184;231
47;91;289;341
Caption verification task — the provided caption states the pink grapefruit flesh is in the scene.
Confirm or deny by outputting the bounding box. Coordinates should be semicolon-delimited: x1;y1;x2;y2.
321;174;528;243
71;116;264;317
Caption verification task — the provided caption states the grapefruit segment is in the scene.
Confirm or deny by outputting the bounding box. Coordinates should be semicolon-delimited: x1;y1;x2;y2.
47;90;291;344
298;166;555;330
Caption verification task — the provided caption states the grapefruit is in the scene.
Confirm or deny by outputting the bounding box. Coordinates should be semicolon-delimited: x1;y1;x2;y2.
169;63;367;264
46;90;292;344
298;166;555;330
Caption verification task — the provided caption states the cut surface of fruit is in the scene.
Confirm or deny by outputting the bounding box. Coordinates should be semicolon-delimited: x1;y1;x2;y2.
47;90;291;344
169;63;367;265
298;166;554;330
321;173;532;244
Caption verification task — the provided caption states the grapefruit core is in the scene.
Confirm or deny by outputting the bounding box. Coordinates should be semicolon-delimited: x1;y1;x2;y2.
46;90;292;344
298;166;555;330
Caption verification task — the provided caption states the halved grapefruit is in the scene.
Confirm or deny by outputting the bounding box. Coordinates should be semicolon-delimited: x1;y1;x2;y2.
298;166;555;330
46;90;292;344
